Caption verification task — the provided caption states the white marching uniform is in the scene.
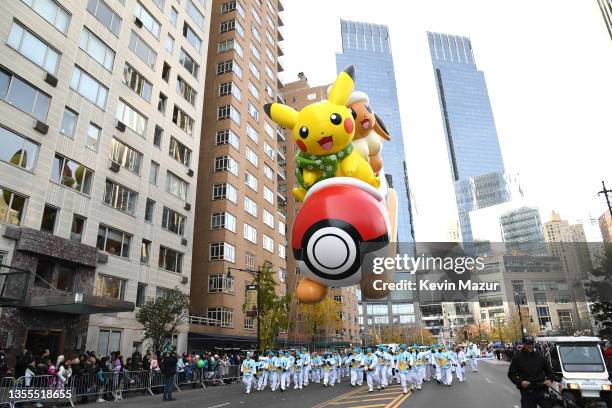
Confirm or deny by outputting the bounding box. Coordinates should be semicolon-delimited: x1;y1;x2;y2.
302;352;311;386
241;358;256;394
364;353;379;392
455;350;467;382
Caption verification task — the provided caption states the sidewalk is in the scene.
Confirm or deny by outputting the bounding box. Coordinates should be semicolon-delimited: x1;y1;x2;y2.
481;358;511;365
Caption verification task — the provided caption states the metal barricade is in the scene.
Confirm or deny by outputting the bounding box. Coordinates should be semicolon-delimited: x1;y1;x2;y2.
175;366;205;389
119;370;152;397
213;365;241;385
11;375;72;407
0;377;14;408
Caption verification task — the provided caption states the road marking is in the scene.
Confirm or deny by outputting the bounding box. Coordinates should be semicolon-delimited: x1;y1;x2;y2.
388;391;412;408
486;378;493;384
206;404;230;408
331;396;397;403
514;405;519;408
504;385;516;394
311;386;365;408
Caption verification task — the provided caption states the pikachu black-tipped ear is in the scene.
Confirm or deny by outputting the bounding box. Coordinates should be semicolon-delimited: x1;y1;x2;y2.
264;103;298;129
328;65;356;106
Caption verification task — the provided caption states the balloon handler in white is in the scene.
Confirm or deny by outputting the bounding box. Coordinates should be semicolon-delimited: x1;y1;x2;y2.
263;65;398;304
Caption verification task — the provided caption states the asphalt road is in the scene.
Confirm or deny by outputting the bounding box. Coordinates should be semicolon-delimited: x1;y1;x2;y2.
112;360;559;408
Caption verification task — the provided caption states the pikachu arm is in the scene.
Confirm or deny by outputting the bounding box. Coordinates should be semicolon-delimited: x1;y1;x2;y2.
339;155;359;176
302;169;319;186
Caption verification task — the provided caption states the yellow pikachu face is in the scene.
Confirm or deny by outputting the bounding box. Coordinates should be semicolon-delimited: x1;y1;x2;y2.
264;66;356;156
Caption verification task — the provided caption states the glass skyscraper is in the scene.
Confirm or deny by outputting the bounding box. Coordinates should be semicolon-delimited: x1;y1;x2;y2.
337;20;414;244
337;20;416;343
500;206;547;256
428;31;510;244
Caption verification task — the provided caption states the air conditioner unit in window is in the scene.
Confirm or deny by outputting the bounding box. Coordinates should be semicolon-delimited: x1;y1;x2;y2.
109;161;120;172
116;121;126;132
34;120;49;134
134;17;143;28
44;73;58;87
187;169;194;177
184;202;191;211
180;276;189;284
181;238;188;246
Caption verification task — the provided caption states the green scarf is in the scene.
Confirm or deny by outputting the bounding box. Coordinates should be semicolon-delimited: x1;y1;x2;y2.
295;144;353;190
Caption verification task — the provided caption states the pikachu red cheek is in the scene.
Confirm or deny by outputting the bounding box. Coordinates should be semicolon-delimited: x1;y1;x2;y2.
296;140;307;152
344;117;354;134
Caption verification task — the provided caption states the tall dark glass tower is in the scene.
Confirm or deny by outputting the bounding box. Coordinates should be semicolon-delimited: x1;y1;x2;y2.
337;20;416;343
336;19;414;244
428;32;510;244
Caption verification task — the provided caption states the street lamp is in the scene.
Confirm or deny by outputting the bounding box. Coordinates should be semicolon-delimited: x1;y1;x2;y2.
513;290;526;337
227;266;262;353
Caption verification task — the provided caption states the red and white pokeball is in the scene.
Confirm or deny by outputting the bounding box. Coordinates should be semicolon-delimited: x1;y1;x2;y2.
292;177;391;287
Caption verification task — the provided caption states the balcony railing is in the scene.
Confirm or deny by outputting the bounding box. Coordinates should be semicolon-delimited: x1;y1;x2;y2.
189;315;224;327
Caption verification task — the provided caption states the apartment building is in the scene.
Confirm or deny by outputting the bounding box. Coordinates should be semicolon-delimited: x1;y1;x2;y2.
0;0;211;361
279;73;361;348
190;0;288;350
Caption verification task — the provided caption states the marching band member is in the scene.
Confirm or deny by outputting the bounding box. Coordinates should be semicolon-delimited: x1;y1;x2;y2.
397;344;411;394
364;347;379;393
455;347;467;383
323;352;334;387
438;346;453;386
302;349;311;386
241;353;257;394
280;351;290;392
293;352;304;389
270;351;280;392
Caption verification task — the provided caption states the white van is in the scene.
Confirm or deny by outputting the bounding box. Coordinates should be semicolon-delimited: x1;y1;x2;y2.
538;336;612;407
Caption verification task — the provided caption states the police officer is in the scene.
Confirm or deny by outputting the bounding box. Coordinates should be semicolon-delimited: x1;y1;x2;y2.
507;336;555;408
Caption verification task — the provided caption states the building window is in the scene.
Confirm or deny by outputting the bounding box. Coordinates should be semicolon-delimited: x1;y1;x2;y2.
169;137;192;167
250;8;262;25
219;81;241;101
128;30;157;69
248;60;260;80
245;172;258;192
218;39;242;57
263;142;274;159
140;239;151;264
84;123;101;151
245;147;258;167
216;59;242;78
278;268;286;283
207;307;233;328
251;26;261;43
176;76;197;106
97;224;132;258
245;252;255;270
244;316;254;330
134;2;161;38
79;27;115;71
144;198;155;222
110;138;143;174
179;48;199;78
162;207;186;236
70;214;86;242
278;244;286;259
153;125;163;148
158;93;167;114
278;220;286;236
122;63;152;101
116;100;147;137
211;212;236;233
209;242;236;263
265;47;275;64
0;67;51;121
263;121;274;138
265;64;274;80
263;164;274;180
220;19;244;37
186;0;205;29
87;0;122;36
265;83;274;99
104;179;138;215
208;274;234;294
0;126;39;171
243;223;257;243
95;274;127;299
172;105;194;136
70;66;108;109
183;23;202;53
159;246;183;273
263;210;274;228
51;154;94;195
149;161;159;185
162;62;171;82
248;81;259;100
244;196;257;217
165;34;175;54
263;186;274;204
214;155;238;176
250;43;261;61
170;7;178;26
166;172;189;201
212;183;237;203
221;1;245;18
215;129;240;150
40;204;58;233
97;329;121;357
19;0;70;34
136;282;147;307
8;21;61;74
217;105;240;125
263;235;274;253
247;102;259;122
246;123;259;143
0;187;26;226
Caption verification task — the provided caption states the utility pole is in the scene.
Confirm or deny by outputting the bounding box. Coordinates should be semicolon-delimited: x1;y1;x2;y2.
598;180;612;219
228;266;262;353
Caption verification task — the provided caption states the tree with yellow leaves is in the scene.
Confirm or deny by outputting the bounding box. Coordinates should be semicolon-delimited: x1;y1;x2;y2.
299;296;341;348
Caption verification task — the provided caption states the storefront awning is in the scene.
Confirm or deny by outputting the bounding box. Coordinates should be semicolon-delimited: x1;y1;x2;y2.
26;293;134;314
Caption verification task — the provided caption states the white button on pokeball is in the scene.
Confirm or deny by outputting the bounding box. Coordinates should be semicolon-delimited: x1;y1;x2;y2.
306;227;357;276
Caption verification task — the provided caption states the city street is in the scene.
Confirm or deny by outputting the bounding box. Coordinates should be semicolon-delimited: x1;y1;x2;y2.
113;360;541;408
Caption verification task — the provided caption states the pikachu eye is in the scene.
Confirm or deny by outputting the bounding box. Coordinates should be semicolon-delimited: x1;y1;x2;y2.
350;108;357;120
299;126;309;138
330;113;342;125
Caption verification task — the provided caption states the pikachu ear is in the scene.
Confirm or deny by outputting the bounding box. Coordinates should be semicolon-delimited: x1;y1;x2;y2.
264;103;298;129
328;65;356;106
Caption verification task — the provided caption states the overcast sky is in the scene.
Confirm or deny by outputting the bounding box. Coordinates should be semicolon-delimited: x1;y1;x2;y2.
279;0;612;241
